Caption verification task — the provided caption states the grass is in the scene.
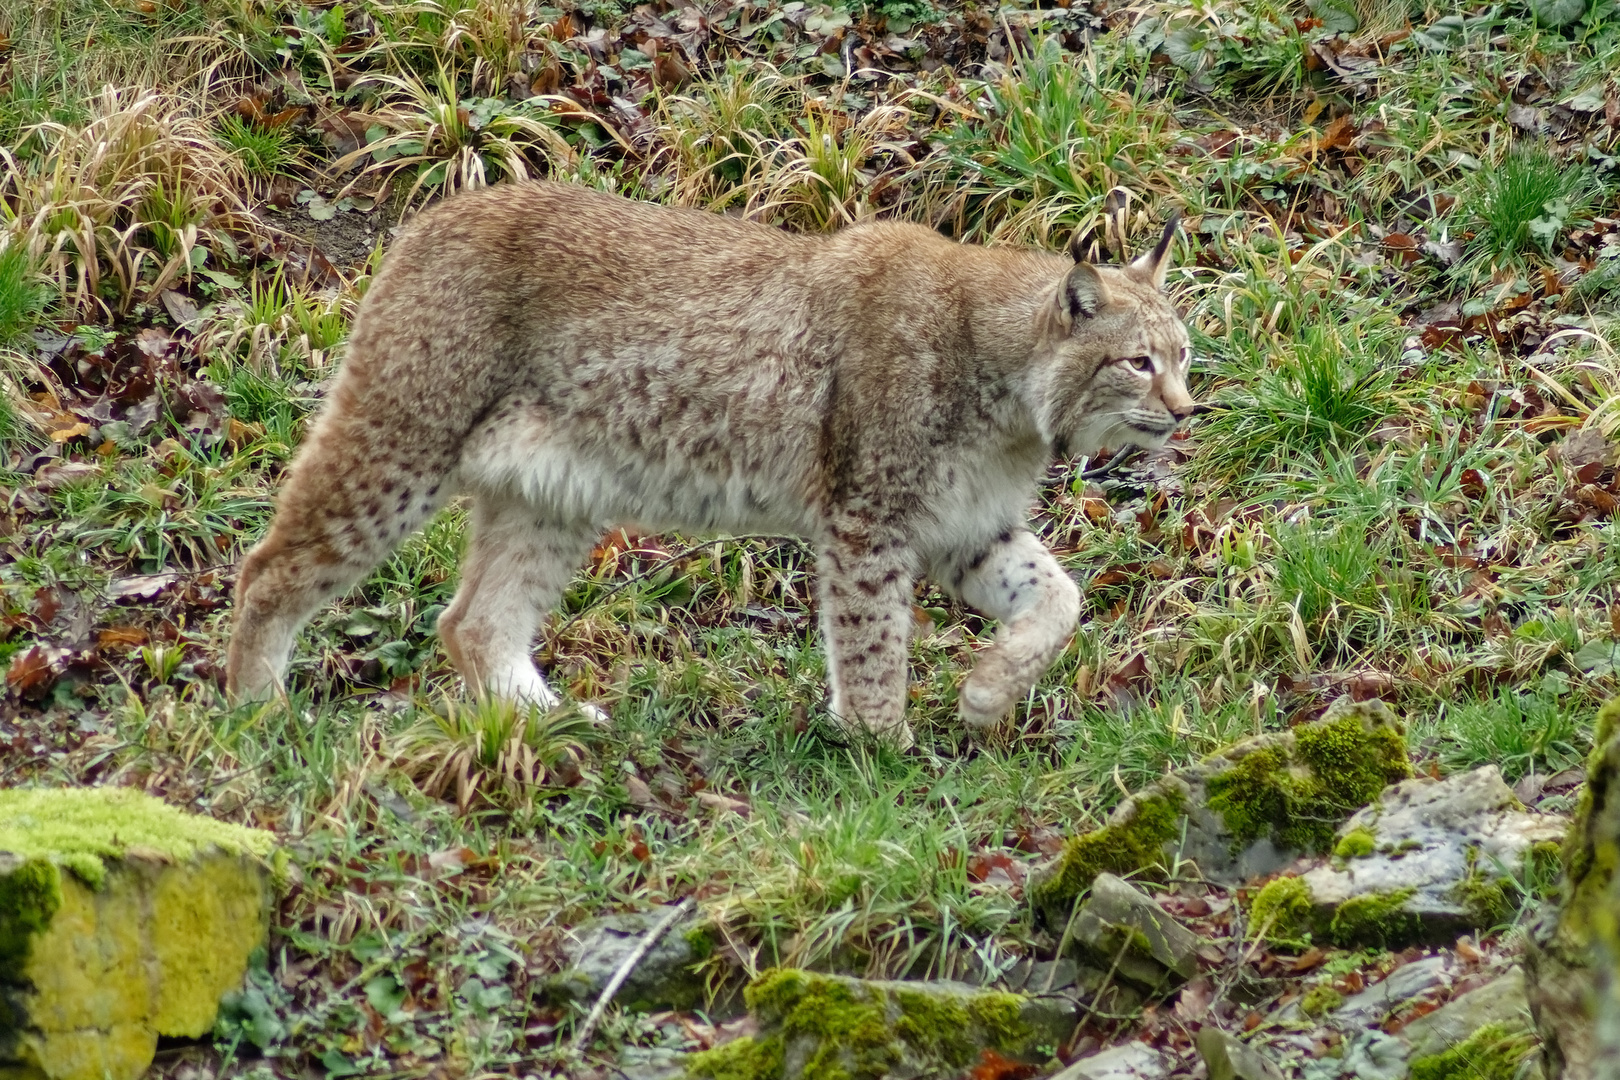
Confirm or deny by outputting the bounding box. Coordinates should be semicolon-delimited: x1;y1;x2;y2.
0;0;1616;1073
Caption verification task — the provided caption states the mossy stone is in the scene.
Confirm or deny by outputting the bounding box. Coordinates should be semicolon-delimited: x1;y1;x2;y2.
686;969;1071;1080
1248;876;1313;947
1327;888;1420;947
0;787;277;1080
1030;785;1187;925
1206;700;1412;857
1407;1022;1537;1080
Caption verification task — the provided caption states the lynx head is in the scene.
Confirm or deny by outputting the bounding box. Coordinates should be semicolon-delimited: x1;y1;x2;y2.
1032;217;1195;459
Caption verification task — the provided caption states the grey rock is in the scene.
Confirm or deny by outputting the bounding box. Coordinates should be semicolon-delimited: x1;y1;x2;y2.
1401;966;1535;1059
1339;1030;1408;1080
1330;955;1449;1028
1302;766;1566;945
1196;1028;1284;1080
1031;698;1413;929
1069;873;1201;990
1051;1041;1169;1080
1171;698;1410;885
544;906;713;1012
1004;957;1080;992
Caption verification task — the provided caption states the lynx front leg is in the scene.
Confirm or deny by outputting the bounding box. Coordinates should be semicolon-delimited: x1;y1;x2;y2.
437;495;596;707
937;530;1081;730
818;534;917;749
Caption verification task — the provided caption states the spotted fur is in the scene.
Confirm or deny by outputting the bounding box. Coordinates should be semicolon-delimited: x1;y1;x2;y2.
227;182;1194;748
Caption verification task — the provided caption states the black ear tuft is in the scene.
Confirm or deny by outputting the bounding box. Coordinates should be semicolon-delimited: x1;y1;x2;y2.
1129;212;1181;289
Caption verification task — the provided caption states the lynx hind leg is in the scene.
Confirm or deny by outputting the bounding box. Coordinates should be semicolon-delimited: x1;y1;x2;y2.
818;533;917;749
436;495;595;709
227;414;454;701
936;529;1081;730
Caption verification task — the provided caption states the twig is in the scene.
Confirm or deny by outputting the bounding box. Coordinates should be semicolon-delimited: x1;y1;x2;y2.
571;897;695;1053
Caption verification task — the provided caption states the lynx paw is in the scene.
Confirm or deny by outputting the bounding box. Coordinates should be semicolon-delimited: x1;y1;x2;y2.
829;710;915;751
958;676;1017;730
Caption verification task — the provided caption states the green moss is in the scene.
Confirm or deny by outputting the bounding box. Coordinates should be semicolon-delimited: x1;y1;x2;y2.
1208;705;1413;856
892;987;973;1063
1328;888;1419;947
1300;984;1343;1018
1249;876;1314;946
1453;848;1516;930
1032;787;1185;919
734;970;1044;1079
1407;1022;1537;1080
686;1034;786;1080
683;925;716;962
1334;827;1377;859
964;992;1031;1049
1560;696;1620;952
0;787;277;890
0;857;61;975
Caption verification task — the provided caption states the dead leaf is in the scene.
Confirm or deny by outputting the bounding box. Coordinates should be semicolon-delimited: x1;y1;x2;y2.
695;791;751;817
624;773;658;810
106;574;177;600
32;460;100;488
97;626;149;649
968;1049;1038;1080
6;645;65;699
1173;977;1214;1022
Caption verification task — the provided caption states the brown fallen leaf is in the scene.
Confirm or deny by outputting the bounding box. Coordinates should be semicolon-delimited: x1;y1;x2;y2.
98;626;150;649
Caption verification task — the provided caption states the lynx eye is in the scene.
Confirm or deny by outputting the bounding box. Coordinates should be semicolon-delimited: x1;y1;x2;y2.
1122;355;1153;374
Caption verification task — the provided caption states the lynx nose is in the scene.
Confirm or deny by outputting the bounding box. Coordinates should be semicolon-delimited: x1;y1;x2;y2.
1167;401;1194;423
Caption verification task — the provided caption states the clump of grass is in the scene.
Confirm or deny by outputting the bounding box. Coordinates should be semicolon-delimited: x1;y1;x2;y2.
655;62;801;214
1460;145;1596;271
0;244;53;344
338;66;576;206
216;113;299;180
929;35;1175;244
0;87;251;313
394;697;598;811
1431;689;1589;781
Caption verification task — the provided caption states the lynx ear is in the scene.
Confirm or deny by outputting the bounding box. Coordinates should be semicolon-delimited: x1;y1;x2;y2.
1129;213;1181;290
1061;262;1109;322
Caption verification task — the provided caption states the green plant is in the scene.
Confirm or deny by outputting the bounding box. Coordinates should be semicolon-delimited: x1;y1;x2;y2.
216;114;298;179
1434;689;1589;781
1459;145;1596;271
393;697;598;810
0;244;52;344
338;67;574;205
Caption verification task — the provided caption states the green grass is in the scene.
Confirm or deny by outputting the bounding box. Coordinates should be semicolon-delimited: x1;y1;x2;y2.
217;114;301;179
0;245;52;344
1461;144;1598;271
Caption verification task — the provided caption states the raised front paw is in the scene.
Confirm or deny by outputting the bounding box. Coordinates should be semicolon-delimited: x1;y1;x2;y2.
957;673;1019;730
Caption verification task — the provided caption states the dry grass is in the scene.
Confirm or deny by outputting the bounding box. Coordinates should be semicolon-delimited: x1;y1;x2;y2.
0;88;253;313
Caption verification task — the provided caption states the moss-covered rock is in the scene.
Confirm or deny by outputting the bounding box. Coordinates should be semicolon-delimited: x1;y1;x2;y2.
1407;1022;1538;1080
0;787;277;1080
1526;696;1620;1079
1031;698;1413;925
545;907;726;1013
1299;765;1564;950
1067;874;1200;991
683;969;1074;1080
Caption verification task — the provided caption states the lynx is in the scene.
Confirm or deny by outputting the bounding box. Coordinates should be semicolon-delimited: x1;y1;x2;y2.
226;181;1194;749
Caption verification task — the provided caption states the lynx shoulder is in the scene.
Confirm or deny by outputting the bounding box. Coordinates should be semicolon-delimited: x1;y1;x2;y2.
226;181;1194;749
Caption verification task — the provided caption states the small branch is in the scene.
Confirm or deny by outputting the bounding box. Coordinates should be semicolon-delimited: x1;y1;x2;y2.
571;897;695;1053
